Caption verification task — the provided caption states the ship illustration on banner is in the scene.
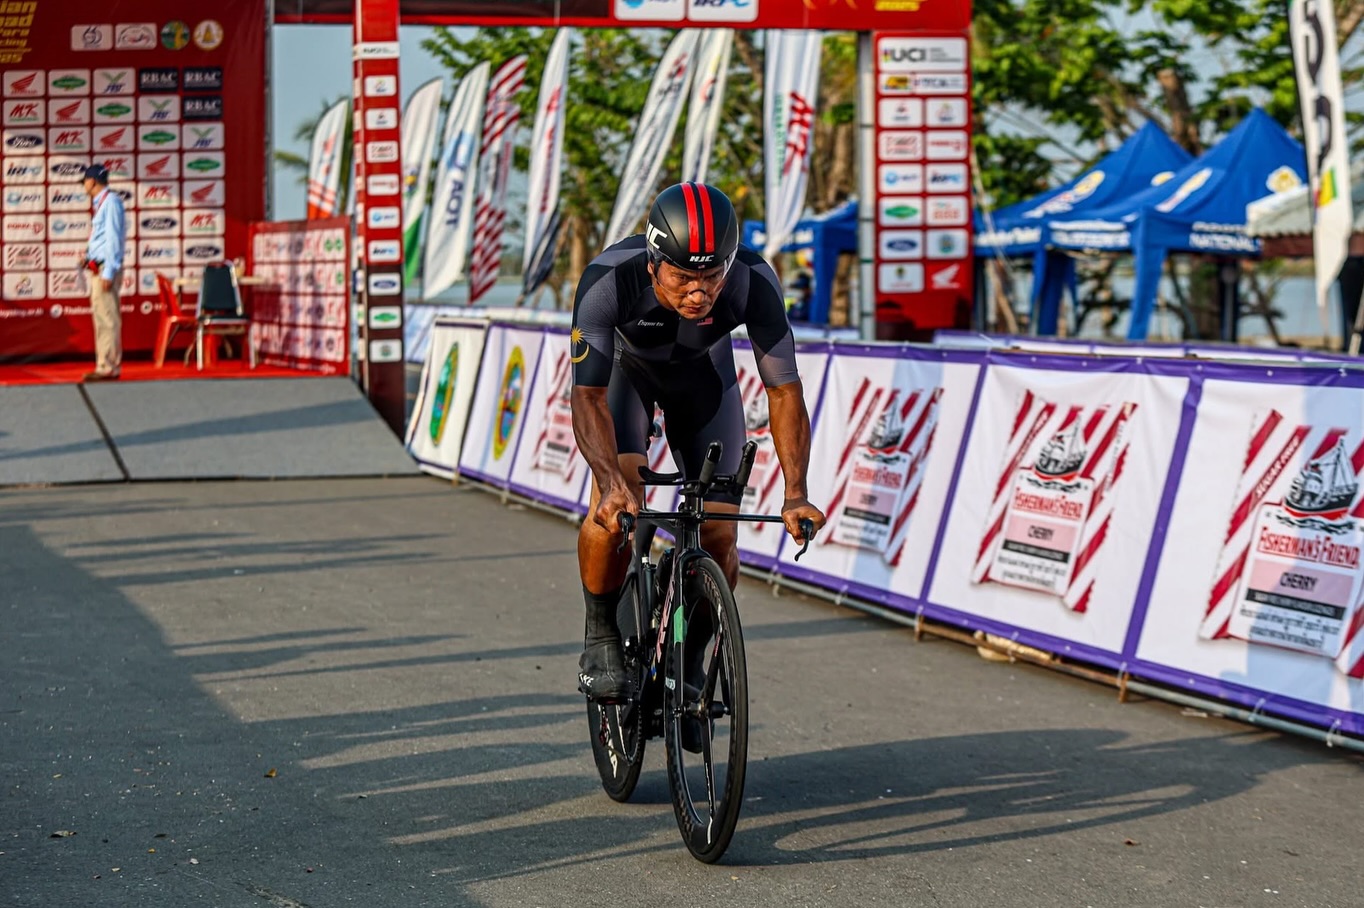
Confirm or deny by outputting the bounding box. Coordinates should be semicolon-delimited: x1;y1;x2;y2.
736;365;782;527
1201;413;1364;678
531;349;584;484
973;393;1138;612
822;376;943;565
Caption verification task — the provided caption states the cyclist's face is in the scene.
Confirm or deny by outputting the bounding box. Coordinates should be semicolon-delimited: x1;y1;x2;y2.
650;259;729;320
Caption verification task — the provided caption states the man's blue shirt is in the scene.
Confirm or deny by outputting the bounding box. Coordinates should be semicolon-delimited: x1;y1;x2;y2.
85;188;126;281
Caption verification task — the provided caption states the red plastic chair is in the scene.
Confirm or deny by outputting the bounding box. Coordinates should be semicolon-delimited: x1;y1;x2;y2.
153;272;196;367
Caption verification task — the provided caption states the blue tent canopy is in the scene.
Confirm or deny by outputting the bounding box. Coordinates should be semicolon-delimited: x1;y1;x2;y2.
1046;108;1307;339
743;200;857;324
975;120;1192;258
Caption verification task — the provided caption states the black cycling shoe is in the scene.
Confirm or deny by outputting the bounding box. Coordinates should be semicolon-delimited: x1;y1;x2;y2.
578;640;627;702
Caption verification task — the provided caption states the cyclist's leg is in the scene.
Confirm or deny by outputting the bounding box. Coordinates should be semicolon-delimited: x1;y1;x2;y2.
577;362;652;699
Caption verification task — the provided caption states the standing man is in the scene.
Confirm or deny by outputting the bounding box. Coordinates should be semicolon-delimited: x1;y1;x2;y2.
81;164;126;382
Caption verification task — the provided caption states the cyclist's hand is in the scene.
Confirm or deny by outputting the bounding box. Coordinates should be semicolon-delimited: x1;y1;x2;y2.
781;497;825;543
595;482;639;535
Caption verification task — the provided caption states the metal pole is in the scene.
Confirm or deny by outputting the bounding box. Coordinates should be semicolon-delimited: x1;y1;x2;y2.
855;31;877;341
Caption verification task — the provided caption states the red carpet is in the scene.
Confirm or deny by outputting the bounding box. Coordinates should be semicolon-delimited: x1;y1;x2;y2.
0;358;323;387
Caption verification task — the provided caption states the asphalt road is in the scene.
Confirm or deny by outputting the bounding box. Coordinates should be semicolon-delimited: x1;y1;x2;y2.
3;477;1362;908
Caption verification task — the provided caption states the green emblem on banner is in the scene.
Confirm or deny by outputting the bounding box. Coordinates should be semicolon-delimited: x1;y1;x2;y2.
372;311;399;325
884;205;919;219
141;130;176;145
185;158;220;172
161;20;189;50
492;347;525;461
97;103;132;118
53;76;87;91
430;344;460;445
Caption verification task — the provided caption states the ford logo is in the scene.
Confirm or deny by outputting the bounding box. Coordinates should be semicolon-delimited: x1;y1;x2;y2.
186;245;222;258
886;239;920;252
141;217;176;230
5;134;42;149
373;278;399;290
51;162;85;177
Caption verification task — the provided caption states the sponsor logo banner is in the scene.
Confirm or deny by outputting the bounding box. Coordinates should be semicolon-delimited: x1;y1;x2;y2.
365;140;399;163
926;195;970;227
115;23;157;51
92;125;132;152
182;96;223;120
3;272;43;301
48;270;89;299
51;98;93;125
138;181;180;207
49;213;92;240
878;195;923;227
2;187;45;212
878;229;923;260
97;154;134;180
2;71;43;98
48;184;90;211
72;25;114;52
877;98;923;129
2;129;44;152
367;173;400;196
925;228;969;259
139;126;180;149
615;0;685;21
182;152;225;177
184;180;225;207
364;107;399;130
926;163;968;193
139;213;180;237
48;156;88;181
182;208;225;236
687;0;759;22
363;75;397;97
926;130;970;160
872;165;927;194
138;239;181;266
878;262;924;293
183;241;225;263
368;239;401;262
137;152;178;180
48;242;88;272
3;156;45;185
878;131;923;161
928;261;966;291
926;98;970;128
182;123;223;150
138;68;179;93
2;214;46;240
182;67;224;92
878;37;969;72
93;100;135;124
49;127;92;154
4;243;44;271
368;271;402;297
138;95;180;123
48;70;91;96
3;100;44;127
95;68;134;96
368;205;400;229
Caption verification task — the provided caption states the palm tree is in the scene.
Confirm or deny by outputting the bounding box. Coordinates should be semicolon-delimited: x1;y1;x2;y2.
273;95;354;213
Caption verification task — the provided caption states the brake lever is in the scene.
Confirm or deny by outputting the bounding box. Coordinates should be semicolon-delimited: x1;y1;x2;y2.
794;518;816;562
616;512;635;553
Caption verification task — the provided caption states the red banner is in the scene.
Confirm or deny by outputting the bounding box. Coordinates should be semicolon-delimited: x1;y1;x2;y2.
871;30;973;339
275;0;970;31
0;0;267;359
247;216;351;374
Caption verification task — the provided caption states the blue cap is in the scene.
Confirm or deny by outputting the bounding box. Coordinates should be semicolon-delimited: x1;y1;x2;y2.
82;163;109;183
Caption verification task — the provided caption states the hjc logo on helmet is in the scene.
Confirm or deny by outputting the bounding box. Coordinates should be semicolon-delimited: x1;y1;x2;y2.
646;223;668;249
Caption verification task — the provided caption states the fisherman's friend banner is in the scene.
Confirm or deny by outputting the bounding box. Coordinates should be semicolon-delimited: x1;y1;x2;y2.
1139;375;1364;727
929;360;1190;660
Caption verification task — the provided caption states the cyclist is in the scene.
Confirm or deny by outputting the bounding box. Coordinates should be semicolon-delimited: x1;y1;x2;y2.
570;181;826;702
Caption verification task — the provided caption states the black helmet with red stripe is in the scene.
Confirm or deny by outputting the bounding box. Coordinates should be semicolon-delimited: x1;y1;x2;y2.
645;182;739;274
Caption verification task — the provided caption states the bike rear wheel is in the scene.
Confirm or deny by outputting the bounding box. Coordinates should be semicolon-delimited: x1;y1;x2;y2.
586;575;648;801
663;555;748;863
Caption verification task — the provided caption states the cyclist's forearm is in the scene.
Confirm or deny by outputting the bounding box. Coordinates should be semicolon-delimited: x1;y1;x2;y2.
571;385;627;491
766;380;812;500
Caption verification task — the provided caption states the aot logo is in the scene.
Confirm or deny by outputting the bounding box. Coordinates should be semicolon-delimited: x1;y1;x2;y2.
614;0;685;22
3;158;44;184
50;214;92;238
368;206;400;229
687;0;758;23
2;193;42;216
52;129;91;152
3;71;42;97
4;131;43;151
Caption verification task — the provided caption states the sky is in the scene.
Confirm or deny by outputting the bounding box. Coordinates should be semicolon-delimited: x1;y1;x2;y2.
270;25;451;219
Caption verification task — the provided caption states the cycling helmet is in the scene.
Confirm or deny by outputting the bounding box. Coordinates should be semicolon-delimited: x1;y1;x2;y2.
644;182;739;273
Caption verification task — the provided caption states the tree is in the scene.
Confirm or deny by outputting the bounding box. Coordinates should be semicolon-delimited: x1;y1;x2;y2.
971;0;1364;339
273;95;354;215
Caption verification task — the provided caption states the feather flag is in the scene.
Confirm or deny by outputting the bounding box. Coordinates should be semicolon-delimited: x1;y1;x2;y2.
682;29;733;185
422;62;490;301
522;29;572;299
604;29;700;247
468;55;528;304
763;30;823;259
306;98;349;219
400;77;445;284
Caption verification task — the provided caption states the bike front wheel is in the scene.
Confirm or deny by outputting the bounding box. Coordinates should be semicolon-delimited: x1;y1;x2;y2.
663;555;748;863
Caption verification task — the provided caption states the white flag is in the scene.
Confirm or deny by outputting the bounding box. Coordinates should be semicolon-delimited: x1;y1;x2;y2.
523;29;572;284
307;98;349;219
422;62;490;301
1289;0;1354;326
604;29;701;247
763;30;823;259
682;29;733;185
401;77;445;283
468;55;529;304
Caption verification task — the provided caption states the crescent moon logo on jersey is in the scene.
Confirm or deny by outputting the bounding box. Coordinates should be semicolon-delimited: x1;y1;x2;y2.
570;327;589;363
